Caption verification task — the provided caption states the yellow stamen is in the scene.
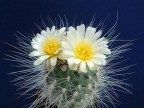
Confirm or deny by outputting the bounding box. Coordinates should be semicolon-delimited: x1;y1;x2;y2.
43;37;60;55
74;40;94;61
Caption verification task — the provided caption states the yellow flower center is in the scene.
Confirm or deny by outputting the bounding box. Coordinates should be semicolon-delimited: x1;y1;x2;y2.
43;37;60;55
74;41;94;61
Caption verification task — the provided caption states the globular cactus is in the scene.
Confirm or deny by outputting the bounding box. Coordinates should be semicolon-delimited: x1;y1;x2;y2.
8;18;131;108
44;62;99;108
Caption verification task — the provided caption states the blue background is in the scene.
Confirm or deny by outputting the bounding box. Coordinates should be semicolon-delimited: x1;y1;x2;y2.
0;0;144;108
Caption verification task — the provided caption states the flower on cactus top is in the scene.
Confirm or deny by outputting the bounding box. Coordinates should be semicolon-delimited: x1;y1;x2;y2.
29;26;66;68
62;24;111;73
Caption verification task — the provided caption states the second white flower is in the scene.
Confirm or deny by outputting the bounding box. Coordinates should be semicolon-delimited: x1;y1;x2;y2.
62;24;111;73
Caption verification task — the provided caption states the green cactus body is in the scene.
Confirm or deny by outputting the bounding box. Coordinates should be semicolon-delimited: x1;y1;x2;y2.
45;61;98;108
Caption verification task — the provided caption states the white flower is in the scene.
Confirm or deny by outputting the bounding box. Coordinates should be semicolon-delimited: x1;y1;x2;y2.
62;24;111;73
29;26;66;68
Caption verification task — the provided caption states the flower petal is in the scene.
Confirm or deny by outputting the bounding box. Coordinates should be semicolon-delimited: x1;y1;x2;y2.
58;27;66;34
85;27;96;39
97;49;111;54
69;64;79;71
41;30;47;36
77;24;85;38
92;54;106;59
87;61;94;70
32;44;41;50
50;56;57;66
63;50;75;56
61;41;72;50
79;62;87;73
68;27;76;37
29;51;43;57
94;30;102;40
46;27;50;33
67;57;76;65
91;58;106;65
34;56;49;65
51;26;56;32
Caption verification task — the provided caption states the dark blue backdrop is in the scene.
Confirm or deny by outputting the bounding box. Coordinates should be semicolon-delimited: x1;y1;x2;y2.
0;0;144;108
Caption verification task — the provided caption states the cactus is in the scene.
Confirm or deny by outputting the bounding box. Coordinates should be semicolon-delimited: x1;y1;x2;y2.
8;18;131;108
